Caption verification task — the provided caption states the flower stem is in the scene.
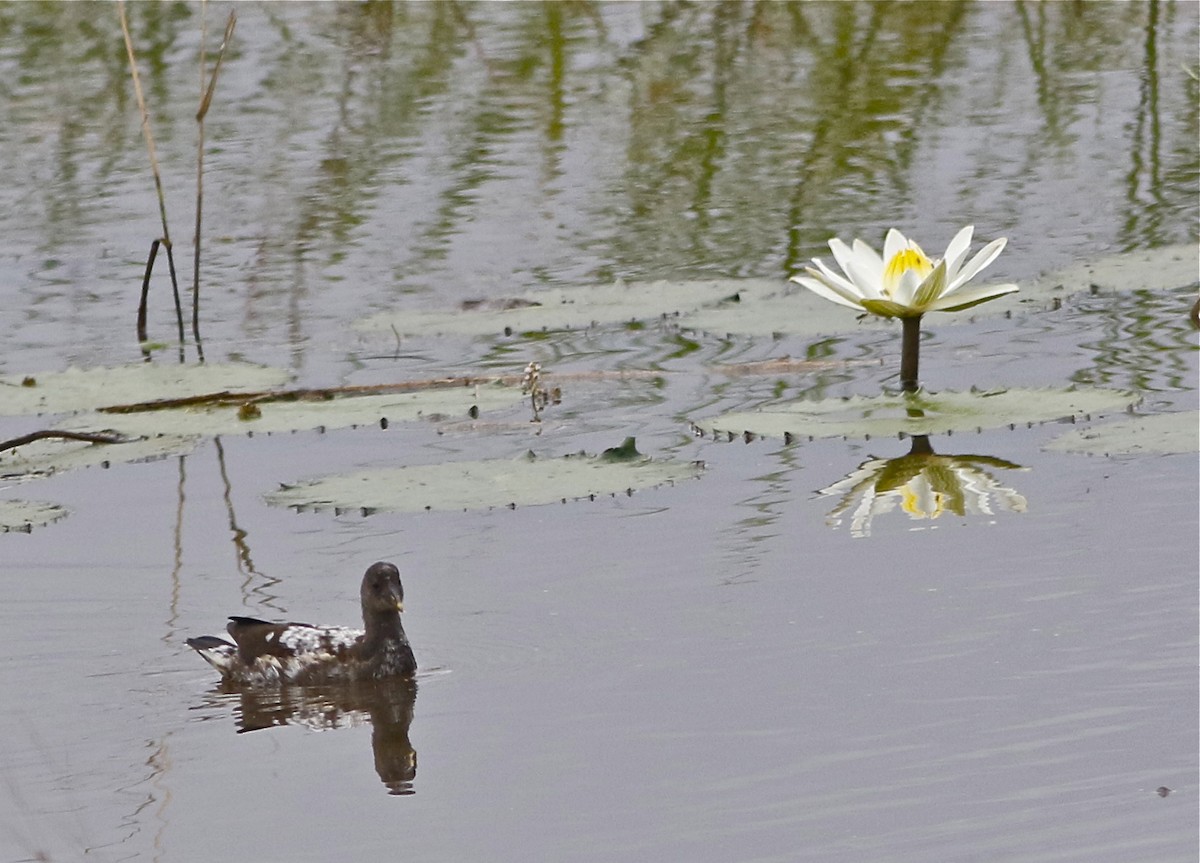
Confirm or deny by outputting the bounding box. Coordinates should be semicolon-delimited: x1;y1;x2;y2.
907;434;934;456
900;314;922;392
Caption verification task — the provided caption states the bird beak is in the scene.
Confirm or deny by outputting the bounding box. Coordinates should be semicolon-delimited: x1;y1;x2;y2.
395;599;405;612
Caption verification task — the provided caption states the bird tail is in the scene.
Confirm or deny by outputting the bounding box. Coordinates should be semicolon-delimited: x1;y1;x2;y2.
186;635;238;674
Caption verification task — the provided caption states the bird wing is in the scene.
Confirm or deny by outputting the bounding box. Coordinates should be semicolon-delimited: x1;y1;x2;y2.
227;616;362;662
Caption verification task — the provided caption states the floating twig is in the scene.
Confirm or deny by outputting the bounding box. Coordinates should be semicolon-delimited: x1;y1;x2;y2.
97;378;519;414
0;430;131;456
95;368;674;415
94;357;853;416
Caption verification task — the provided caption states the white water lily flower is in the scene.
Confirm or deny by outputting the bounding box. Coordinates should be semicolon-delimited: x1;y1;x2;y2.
792;225;1019;319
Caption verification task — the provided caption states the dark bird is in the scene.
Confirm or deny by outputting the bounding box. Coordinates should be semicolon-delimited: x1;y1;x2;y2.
187;562;416;685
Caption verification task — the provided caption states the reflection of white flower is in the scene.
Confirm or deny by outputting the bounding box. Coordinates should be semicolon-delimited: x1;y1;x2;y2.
792;225;1019;319
818;446;1028;538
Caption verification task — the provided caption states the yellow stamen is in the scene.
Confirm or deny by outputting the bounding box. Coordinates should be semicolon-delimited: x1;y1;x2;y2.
901;486;944;519
883;245;934;296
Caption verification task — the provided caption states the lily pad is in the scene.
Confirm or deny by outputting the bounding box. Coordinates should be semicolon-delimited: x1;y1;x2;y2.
0;499;69;532
61;385;525;439
692;387;1139;441
0;363;292;417
355;279;776;336
0;433;198;482
265;446;704;513
679;286;896;337
1045;410;1199;456
1022;244;1198;303
678;244;1198;336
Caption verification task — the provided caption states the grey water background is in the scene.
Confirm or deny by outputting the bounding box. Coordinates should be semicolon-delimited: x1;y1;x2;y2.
1;2;1197;861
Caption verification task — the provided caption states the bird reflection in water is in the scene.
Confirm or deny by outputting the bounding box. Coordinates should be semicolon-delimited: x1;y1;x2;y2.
204;678;418;796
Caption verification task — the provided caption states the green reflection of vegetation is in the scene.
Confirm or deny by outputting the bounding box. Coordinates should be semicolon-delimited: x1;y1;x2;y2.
719;445;805;585
1120;0;1200;251
617;1;972;278
0;0;1194;371
1070;289;1199;393
0;2;191;243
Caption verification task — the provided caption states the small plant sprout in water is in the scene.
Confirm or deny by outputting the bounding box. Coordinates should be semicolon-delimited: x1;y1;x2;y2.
791;226;1019;391
520;361;560;423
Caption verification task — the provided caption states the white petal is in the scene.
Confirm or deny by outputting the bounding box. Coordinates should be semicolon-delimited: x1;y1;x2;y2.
941;225;974;282
944;237;1007;295
828;238;861;283
830;239;885;298
911;260;950;311
841;256;886;299
882;228;907;265
811;257;868;299
907;238;931;261
851;238;884;285
791;274;868;311
927;282;1020;312
901;474;941;519
893;266;925;307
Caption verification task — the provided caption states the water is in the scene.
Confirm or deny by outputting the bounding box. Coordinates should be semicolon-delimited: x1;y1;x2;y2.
0;3;1196;861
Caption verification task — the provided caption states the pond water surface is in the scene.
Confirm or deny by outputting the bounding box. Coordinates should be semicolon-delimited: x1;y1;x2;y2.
0;3;1197;862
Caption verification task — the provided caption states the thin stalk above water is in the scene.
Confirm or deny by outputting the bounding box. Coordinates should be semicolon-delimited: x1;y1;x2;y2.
192;7;238;363
900;314;922;392
118;1;185;356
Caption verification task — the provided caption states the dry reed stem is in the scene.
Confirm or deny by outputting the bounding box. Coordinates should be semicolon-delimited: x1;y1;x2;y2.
192;0;208;360
118;1;169;245
191;6;238;359
118;0;185;348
